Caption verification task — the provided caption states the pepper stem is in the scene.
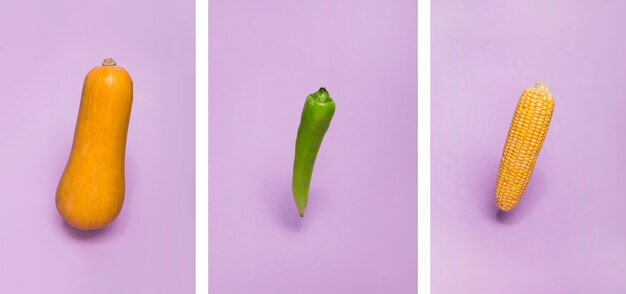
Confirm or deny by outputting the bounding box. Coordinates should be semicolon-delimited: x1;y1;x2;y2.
310;87;331;102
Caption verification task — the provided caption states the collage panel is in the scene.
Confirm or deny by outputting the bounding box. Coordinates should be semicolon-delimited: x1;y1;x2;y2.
0;1;195;293
209;0;417;293
432;0;626;292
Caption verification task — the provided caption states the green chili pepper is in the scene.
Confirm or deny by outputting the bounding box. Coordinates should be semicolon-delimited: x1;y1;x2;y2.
292;87;336;217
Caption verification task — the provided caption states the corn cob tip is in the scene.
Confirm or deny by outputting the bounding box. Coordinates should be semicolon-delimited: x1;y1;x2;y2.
534;81;550;93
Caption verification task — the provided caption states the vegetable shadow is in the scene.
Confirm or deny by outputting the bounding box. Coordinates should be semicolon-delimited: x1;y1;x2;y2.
60;208;130;243
61;220;117;241
473;155;546;225
275;188;307;232
265;180;327;232
59;207;129;243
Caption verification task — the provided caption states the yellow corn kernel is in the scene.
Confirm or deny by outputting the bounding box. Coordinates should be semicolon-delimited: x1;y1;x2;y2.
496;82;555;211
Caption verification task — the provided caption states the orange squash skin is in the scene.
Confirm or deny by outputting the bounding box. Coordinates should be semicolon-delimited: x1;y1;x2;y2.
56;59;133;230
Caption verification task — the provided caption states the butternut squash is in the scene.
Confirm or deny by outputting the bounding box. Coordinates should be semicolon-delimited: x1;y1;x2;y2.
56;58;133;231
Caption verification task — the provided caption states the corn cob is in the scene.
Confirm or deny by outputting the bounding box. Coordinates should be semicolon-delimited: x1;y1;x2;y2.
495;82;555;212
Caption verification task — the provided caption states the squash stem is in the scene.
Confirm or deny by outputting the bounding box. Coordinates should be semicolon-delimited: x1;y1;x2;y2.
102;58;117;66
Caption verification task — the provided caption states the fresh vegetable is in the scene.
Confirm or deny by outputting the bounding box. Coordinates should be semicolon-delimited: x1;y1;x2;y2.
292;87;336;217
496;82;554;211
56;58;133;230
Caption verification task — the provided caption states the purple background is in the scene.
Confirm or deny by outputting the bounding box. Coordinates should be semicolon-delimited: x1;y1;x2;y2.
209;0;417;293
0;1;195;293
433;0;626;292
